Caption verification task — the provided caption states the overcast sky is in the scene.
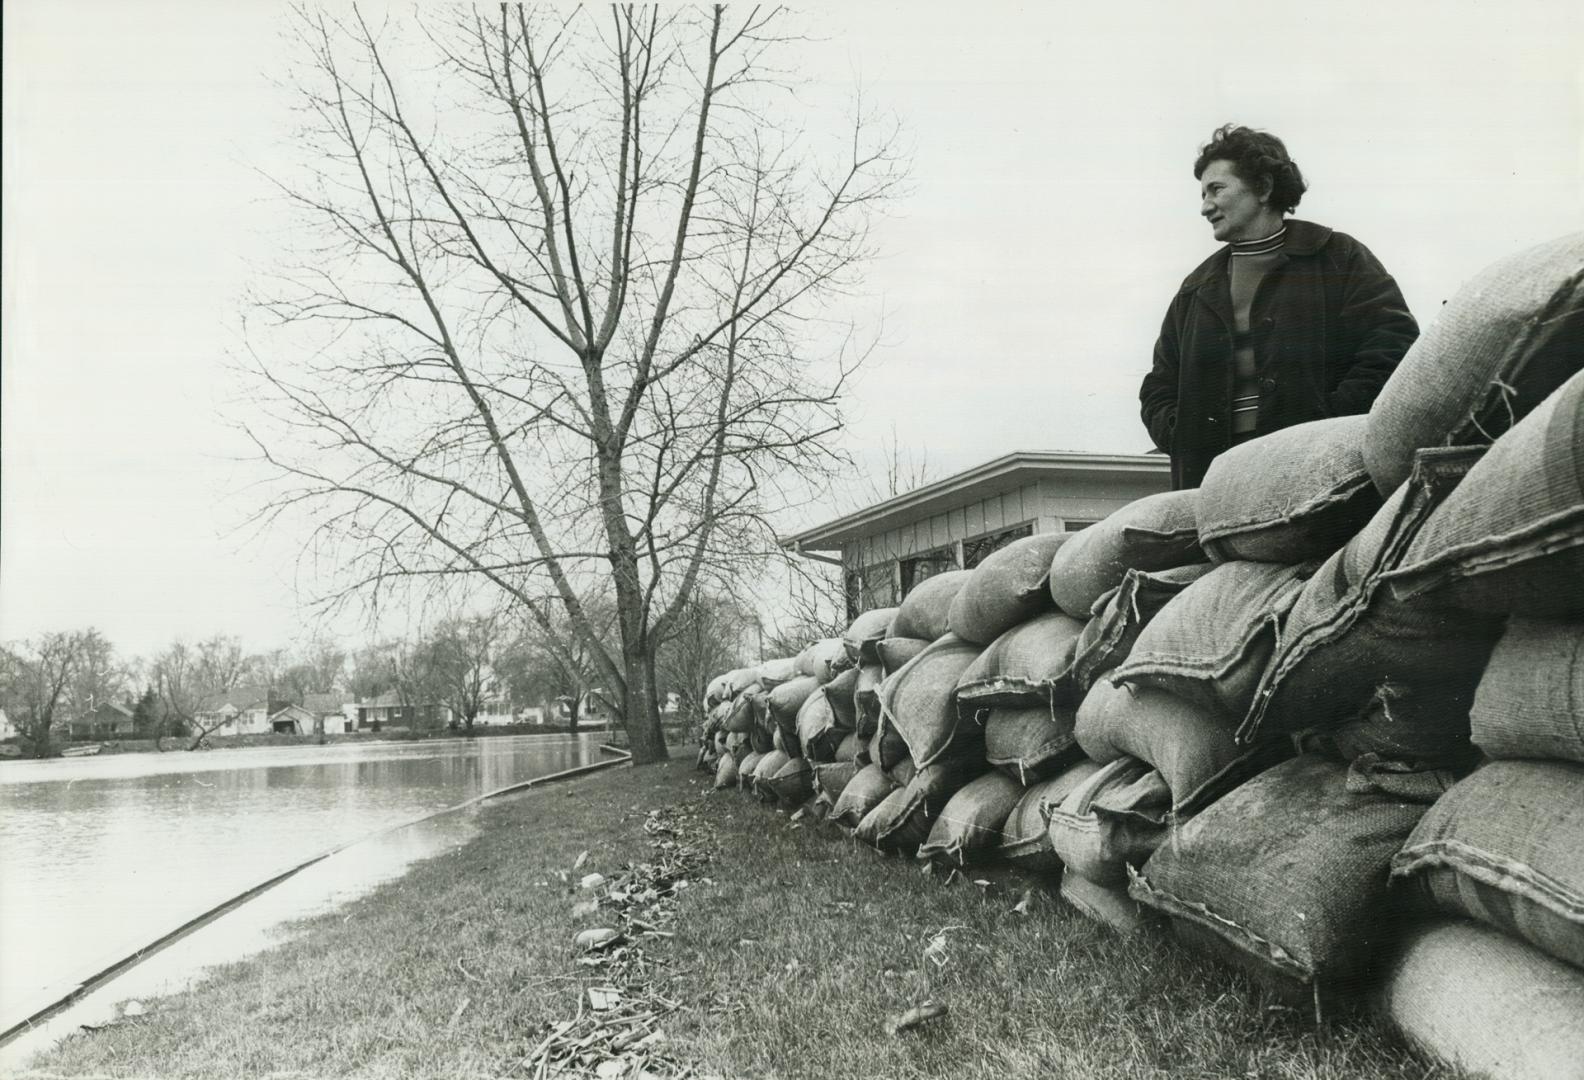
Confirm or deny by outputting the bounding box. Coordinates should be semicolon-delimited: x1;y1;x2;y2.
3;0;1581;661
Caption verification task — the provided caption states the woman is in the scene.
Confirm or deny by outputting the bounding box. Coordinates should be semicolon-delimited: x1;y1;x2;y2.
1139;125;1419;489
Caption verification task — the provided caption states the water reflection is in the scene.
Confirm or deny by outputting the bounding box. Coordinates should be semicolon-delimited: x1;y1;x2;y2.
0;734;601;1031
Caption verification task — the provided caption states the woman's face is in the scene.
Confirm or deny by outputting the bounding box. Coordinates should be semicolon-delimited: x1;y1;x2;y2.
1199;159;1273;242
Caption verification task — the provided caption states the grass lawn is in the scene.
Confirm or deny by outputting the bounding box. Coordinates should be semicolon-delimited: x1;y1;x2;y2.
20;761;1455;1079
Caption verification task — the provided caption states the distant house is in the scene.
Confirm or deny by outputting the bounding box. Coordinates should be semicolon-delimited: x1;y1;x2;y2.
301;693;355;735
468;673;517;727
69;701;138;740
0;708;21;741
266;703;318;735
193;688;291;737
355;690;451;731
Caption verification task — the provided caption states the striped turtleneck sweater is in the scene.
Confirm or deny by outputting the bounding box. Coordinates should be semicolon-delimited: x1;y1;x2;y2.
1228;225;1286;437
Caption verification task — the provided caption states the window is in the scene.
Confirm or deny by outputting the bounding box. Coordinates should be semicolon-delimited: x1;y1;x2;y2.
848;562;899;618
1062;519;1098;532
962;522;1034;569
900;545;958;595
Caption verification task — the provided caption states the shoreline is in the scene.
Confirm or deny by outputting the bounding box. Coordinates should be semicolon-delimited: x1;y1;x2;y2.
18;760;1441;1079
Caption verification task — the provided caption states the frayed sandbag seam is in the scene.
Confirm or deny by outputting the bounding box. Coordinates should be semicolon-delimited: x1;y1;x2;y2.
1390;839;1584;922
1125;867;1311;982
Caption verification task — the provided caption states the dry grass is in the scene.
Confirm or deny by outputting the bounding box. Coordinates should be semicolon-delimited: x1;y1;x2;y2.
21;762;1455;1079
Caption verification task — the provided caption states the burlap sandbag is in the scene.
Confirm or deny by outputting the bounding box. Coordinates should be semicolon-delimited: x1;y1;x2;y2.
955;612;1088;719
875;636;930;676
917;772;1025;867
813;761;859;803
762;755;814;806
997;760;1103;872
1075;679;1283;814
829;763;898;828
796;638;852;684
751;748;790;800
713;752;739;790
767;676;820;733
821;666;860;731
1110;560;1315;720
983;704;1081;785
1392;759;1584;972
707;669;752;708
834;731;859;763
755;657;799;689
724;731;749;764
1048;490;1204;619
723;688;759;734
843;607;899;664
1197;416;1382;564
870;712;911;774
1470;618;1584;764
890;570;972;641
737;750;765;791
1070;564;1213;693
1365;232;1584;497
1382;370;1584;619
1242;447;1504;755
946;532;1070;645
1373;919;1584;1080
878;633;986;769
1046;757;1172;886
795;691;840;764
1128;755;1428;1010
854;757;986;854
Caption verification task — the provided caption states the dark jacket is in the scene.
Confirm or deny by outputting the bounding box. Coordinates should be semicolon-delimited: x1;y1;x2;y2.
1139;219;1418;489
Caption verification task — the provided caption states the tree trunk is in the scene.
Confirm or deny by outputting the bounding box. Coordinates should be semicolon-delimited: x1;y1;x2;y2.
620;648;669;765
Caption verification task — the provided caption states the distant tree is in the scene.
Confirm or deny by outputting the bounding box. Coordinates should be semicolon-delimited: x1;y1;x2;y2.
423;614;506;735
654;591;755;725
129;687;168;747
66;629;130;717
0;631;96;757
507;598;620;736
345;642;397;703
150;634;256;750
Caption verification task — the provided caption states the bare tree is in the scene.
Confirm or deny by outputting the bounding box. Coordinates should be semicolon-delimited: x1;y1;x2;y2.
654;590;754;723
66;629;131;716
505;596;620;735
423;612;505;734
0;631;96;757
246;6;903;763
150;634;256;750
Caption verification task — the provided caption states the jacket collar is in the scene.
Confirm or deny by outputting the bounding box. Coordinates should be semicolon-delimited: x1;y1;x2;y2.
1181;218;1334;292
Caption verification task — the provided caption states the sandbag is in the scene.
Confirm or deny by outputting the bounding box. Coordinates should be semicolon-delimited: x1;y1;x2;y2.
706;670;745;708
1197;416;1382;564
1048;490;1204;618
870;713;911;774
1243;448;1504;755
829;763;898;828
1372;919;1584;1080
1128;755;1428;1009
997;760;1103;872
954;612;1088;718
834;731;859;764
1365;231;1584;497
796;690;843;764
917;772;1025;867
890;570;972;641
876;636;930;676
1383;370;1584;618
723;690;758;734
1046;758;1172;886
713;752;739;790
767;676;820;733
983;704;1081;785
1470;618;1584;764
738;750;765;791
748;719;775;755
878;634;985;768
1061;870;1160;936
843;607;899;664
1109;560;1315;719
1070;564;1213;693
946;532;1070;645
751;748;790;799
796;638;852;684
1391;759;1584;972
755;657;799;688
854;757;986;854
813;761;858;804
724;731;749;764
1075;680;1281;814
821;667;860;731
762;756;814;806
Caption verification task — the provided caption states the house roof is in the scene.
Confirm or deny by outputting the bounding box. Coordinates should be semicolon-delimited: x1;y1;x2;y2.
780;450;1170;552
302;693;350;714
196;686;274;713
88;701;136;719
268;704;316;720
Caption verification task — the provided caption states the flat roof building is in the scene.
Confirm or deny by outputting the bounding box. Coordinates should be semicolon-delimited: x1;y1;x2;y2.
782;450;1170;618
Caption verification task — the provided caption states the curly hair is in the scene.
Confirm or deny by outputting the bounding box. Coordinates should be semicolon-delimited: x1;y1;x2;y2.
1193;124;1307;215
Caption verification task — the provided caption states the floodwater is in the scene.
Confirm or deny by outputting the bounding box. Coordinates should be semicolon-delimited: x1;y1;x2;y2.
0;733;606;1057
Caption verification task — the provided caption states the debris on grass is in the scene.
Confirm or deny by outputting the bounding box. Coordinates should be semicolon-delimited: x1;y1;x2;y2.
889;1000;949;1036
